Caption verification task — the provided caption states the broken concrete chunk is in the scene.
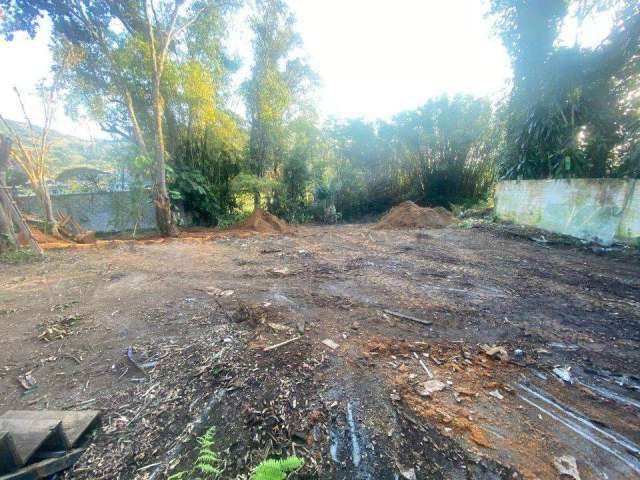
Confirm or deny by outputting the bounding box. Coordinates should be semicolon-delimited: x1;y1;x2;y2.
480;344;509;361
553;455;581;480
418;379;446;397
321;339;339;350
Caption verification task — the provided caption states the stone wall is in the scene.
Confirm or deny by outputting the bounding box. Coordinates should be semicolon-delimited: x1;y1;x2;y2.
16;191;157;233
495;179;639;245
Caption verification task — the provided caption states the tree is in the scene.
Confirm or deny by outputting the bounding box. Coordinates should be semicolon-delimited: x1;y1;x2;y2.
0;64;68;236
488;0;640;179
243;0;316;209
0;135;43;255
0;0;238;236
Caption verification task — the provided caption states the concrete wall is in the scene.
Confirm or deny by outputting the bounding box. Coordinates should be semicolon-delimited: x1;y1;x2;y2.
16;191;157;233
495;179;639;245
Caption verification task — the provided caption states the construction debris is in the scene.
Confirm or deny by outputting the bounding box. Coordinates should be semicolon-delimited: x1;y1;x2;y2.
0;409;100;477
16;372;37;391
553;366;573;383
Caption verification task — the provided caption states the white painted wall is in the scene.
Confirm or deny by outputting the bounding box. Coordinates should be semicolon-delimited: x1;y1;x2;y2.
495;179;639;245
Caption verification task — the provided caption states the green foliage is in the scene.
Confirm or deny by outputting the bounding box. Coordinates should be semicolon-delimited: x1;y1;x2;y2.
216;211;251;230
230;172;277;204
323;95;496;221
251;456;304;480
490;0;640;179
243;0;317;207
168;427;221;480
169;132;241;225
0;248;42;265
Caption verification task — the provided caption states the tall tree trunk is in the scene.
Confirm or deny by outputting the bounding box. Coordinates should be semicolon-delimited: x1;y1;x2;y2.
124;89;148;155
32;180;59;237
151;76;178;237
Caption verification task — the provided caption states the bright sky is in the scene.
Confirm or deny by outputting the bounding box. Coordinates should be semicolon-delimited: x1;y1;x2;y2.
0;0;618;139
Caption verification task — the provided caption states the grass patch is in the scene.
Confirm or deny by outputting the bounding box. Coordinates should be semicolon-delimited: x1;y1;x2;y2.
0;248;43;265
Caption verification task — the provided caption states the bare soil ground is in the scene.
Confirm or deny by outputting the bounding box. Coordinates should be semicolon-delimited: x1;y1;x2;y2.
1;223;639;479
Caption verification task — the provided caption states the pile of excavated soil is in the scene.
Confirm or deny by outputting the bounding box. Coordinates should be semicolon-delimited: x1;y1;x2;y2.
230;208;292;234
373;201;457;230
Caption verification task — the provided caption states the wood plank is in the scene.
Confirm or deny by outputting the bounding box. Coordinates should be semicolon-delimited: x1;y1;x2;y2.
0;448;84;480
0;411;100;447
0;419;69;466
0;432;20;474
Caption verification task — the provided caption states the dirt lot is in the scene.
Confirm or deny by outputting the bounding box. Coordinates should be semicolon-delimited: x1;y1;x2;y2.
1;223;639;479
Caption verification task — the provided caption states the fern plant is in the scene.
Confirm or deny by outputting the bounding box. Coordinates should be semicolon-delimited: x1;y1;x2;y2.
251;456;304;480
168;427;221;479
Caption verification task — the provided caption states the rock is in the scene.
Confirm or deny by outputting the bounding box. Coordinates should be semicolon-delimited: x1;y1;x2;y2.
399;467;416;480
553;455;581;480
480;344;509;362
321;339;339;350
418;379;446;397
296;318;305;333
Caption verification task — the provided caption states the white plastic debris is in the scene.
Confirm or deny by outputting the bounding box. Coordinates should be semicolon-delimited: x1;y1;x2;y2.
553;366;573;383
488;389;504;400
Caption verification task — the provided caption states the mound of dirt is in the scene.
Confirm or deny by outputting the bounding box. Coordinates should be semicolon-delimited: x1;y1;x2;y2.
230;208;292;234
373;201;457;230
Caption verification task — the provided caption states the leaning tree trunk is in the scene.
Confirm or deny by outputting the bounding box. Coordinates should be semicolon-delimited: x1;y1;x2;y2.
0;137;17;251
0;137;42;255
151;76;178;238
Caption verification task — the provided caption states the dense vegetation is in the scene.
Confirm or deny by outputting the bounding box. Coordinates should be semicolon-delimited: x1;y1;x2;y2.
1;0;638;232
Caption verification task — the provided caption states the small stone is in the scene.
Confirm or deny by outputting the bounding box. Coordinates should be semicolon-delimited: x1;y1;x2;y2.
418;379;446;397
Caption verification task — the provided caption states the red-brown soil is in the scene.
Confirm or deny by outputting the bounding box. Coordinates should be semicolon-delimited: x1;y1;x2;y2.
374;201;457;229
0;223;638;479
230;208;292;234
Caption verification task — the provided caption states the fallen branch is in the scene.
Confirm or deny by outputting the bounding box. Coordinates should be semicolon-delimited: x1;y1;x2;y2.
384;309;433;326
263;335;302;352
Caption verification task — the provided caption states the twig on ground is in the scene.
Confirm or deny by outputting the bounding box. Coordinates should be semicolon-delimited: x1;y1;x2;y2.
263;336;302;352
384;309;433;326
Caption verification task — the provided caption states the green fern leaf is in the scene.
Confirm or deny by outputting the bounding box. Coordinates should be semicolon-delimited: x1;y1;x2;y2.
252;456;304;480
195;463;220;475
